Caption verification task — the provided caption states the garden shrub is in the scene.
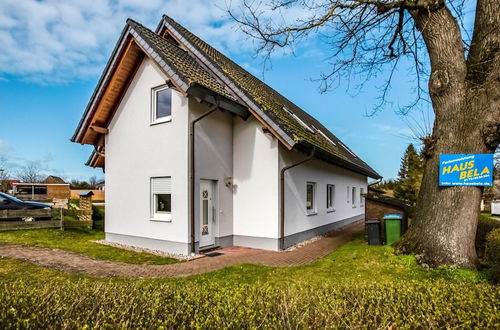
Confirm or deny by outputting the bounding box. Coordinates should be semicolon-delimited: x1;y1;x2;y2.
476;215;500;258
485;228;500;283
0;279;498;329
92;205;105;230
92;205;104;221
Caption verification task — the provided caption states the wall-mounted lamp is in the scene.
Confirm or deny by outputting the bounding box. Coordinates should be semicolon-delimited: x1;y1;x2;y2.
225;177;233;188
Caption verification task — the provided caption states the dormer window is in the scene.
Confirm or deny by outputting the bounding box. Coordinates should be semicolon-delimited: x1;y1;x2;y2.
151;85;172;124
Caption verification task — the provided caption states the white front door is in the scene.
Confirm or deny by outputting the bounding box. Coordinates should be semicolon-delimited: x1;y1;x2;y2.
199;180;215;248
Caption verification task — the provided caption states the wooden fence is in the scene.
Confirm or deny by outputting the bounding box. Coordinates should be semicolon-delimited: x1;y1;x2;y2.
0;208;93;231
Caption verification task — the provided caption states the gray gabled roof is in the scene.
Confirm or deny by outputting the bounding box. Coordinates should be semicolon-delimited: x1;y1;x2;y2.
158;15;381;179
73;16;381;179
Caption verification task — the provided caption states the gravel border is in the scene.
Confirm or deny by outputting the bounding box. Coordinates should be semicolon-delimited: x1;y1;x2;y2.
284;234;325;251
92;240;203;261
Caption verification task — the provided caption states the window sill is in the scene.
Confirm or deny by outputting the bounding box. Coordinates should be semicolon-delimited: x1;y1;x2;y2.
352;206;357;209
150;217;172;223
306;211;317;216
150;117;172;126
327;209;336;213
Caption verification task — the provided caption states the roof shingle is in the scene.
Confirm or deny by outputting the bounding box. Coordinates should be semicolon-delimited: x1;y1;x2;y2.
127;20;238;103
160;15;380;178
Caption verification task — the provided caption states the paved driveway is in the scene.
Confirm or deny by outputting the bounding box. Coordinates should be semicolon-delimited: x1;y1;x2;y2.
0;221;363;278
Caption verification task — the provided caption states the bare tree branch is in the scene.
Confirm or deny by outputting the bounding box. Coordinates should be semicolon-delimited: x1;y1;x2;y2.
227;0;453;113
18;162;43;183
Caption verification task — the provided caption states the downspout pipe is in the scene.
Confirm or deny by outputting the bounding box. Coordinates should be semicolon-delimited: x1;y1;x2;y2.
190;103;219;254
280;148;315;250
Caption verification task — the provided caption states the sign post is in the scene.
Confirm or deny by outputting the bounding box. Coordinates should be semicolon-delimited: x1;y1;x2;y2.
439;154;494;186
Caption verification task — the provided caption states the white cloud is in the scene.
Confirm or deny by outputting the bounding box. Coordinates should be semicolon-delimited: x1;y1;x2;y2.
0;140;9;151
0;0;253;84
373;123;414;137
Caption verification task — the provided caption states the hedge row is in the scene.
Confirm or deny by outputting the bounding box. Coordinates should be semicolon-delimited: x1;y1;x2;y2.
486;228;500;283
476;214;500;257
1;279;498;329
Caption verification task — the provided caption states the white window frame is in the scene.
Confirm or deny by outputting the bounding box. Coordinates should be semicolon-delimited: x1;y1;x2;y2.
283;106;314;133
360;188;365;206
306;182;317;215
352;187;357;208
318;130;336;146
327;184;335;212
340;141;357;158
151;85;172;125
150;177;172;222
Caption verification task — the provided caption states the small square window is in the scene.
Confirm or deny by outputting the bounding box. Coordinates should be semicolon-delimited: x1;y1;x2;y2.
327;184;335;211
152;86;172;124
306;182;317;215
151;177;172;221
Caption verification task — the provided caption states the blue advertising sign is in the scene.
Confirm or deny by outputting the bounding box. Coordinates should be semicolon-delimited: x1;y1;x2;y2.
439;154;493;186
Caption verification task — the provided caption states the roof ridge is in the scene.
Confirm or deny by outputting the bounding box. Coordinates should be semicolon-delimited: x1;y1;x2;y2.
161;15;320;126
157;15;380;178
127;20;238;102
160;17;338;136
160;16;380;178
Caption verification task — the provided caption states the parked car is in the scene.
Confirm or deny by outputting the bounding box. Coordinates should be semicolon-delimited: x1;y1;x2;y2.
0;192;51;221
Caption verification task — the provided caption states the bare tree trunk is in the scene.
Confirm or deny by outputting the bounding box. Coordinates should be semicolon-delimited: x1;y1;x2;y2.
398;2;500;268
230;0;499;267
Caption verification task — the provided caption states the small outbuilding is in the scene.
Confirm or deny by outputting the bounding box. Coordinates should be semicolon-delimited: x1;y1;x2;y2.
13;176;70;201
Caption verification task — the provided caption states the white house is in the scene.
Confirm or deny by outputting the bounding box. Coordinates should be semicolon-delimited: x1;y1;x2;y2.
72;16;381;255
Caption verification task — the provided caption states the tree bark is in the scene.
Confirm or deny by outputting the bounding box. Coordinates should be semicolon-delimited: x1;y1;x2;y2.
397;1;500;268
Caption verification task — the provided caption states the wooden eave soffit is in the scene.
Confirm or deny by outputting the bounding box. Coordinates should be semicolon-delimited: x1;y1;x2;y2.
81;37;185;147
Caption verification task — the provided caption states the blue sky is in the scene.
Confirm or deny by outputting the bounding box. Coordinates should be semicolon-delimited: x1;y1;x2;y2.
0;0;433;182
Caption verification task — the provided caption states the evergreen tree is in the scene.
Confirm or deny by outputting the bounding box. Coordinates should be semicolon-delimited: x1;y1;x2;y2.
394;144;423;207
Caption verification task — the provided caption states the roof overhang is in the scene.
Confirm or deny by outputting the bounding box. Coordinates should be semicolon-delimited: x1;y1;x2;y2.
296;140;382;179
13;183;69;186
157;16;295;150
86;149;105;168
365;194;409;209
187;83;249;119
72;20;249;147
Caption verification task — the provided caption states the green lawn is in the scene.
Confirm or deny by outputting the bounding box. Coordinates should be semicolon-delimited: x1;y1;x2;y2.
0;228;179;265
0;235;498;328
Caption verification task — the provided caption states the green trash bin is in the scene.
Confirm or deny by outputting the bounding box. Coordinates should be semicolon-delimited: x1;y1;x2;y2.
384;214;403;245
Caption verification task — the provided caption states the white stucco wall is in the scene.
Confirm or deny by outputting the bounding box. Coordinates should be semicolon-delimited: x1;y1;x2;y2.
105;58;190;254
233;117;280;243
190;99;234;243
279;145;367;238
102;58;369;254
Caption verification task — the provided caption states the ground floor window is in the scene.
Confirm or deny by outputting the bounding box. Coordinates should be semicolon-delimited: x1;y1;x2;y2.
346;186;350;203
151;177;172;221
327;184;335;211
306;182;316;215
352;187;357;207
360;188;365;206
